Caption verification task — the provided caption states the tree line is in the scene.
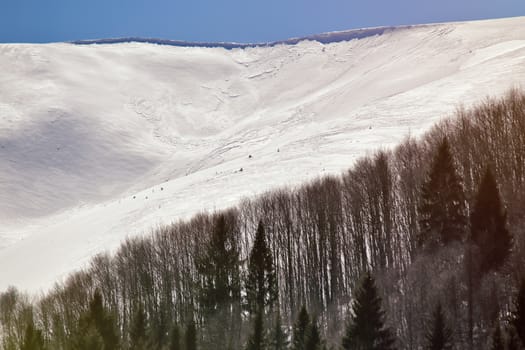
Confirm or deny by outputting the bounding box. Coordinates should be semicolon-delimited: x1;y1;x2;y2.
1;88;524;349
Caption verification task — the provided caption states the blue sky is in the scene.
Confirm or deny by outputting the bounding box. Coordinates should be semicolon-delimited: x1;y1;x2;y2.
2;0;524;43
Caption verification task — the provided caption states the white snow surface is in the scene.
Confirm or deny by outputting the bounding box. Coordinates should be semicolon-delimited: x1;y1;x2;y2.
1;17;525;293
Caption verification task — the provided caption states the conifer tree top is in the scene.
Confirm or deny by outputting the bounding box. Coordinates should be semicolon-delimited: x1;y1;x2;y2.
419;136;467;246
470;167;511;273
342;271;396;350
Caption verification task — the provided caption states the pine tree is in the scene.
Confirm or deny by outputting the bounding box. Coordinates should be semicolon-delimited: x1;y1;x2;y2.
149;313;170;349
196;214;241;348
246;220;278;315
507;325;523;350
424;303;452;350
92;290;119;350
169;324;182;350
74;326;104;350
184;320;197;350
21;319;45;350
490;325;504;350
342;272;396;350
246;311;266;350
197;214;241;311
470;168;511;273
269;311;289;350
511;278;525;346
419;137;467;246
129;305;147;350
292;306;311;350
75;289;119;350
305;320;322;350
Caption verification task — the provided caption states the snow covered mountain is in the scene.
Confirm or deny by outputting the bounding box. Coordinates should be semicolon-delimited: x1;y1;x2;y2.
1;16;524;292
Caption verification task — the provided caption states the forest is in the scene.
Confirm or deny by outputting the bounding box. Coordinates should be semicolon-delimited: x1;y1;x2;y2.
1;88;525;350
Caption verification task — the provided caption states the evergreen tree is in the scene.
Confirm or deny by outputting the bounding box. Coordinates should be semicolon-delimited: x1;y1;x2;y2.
196;214;241;348
490;325;504;350
246;220;278;315
507;328;523;350
149;313;170;349
470;168;512;273
185;320;197;350
305;320;322;350
424;302;452;350
74;326;104;350
342;272;396;350
292;306;311;350
21;319;45;350
511;278;525;346
419;137;467;246
269;311;289;350
75;289;119;350
129;305;147;350
246;311;266;350
91;290;119;350
196;215;241;312
169;324;182;350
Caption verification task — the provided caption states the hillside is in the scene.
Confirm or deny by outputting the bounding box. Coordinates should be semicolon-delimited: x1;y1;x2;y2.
0;16;524;292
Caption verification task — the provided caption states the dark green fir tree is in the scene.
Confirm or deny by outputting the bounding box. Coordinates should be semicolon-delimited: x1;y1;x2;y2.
129;305;147;350
185;320;197;350
490;325;504;350
169;324;182;350
507;326;523;350
21;319;46;350
419;137;467;247
292;306;311;350
196;214;241;348
269;311;289;350
246;220;278;315
470;168;511;273
425;303;452;350
74;289;119;350
305;320;322;350
246;311;266;350
342;272;396;350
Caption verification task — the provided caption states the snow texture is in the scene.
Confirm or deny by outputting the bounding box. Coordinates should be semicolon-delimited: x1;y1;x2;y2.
0;17;524;292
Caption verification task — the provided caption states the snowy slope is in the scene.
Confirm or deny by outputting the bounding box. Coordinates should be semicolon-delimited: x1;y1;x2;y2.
0;17;524;292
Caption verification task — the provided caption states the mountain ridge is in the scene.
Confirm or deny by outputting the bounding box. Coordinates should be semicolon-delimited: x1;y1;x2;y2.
72;25;412;49
0;16;524;292
70;16;524;49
